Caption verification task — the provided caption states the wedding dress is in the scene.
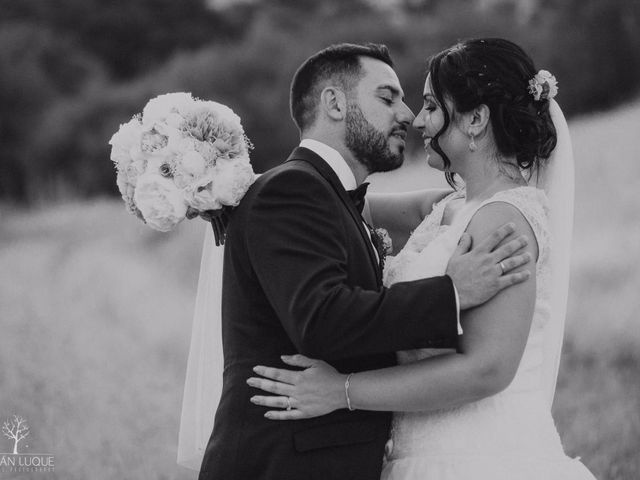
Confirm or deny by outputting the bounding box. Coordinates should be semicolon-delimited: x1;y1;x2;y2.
380;186;596;480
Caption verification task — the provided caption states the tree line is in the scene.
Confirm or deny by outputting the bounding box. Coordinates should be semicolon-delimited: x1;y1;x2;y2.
1;0;639;201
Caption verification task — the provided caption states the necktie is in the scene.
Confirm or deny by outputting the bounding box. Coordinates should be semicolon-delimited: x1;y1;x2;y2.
347;182;369;214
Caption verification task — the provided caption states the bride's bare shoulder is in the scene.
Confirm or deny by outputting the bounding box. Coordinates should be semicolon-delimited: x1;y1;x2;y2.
467;201;539;262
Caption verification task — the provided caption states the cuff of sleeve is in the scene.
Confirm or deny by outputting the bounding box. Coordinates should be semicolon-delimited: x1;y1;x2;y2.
453;284;463;335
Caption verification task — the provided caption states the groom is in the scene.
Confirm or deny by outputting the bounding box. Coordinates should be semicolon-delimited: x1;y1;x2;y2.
198;43;530;480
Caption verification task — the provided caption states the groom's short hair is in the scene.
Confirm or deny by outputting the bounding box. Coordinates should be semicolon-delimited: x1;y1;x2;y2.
290;43;393;132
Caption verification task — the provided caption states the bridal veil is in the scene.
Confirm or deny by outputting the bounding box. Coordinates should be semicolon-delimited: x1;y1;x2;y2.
177;226;223;470
537;100;575;407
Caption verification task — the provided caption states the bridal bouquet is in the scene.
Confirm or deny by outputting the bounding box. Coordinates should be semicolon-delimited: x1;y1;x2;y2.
109;92;256;236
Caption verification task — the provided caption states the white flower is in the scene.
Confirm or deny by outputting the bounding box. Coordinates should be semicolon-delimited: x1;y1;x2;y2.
213;158;256;206
165;112;185;129
528;81;543;101
374;228;393;255
111;93;256;231
152;122;182;145
116;170;136;212
109;117;143;171
184;174;223;212
134;172;188;232
181;151;207;176
181;101;246;147
528;70;558;101
173;150;208;189
124;144;149;184
110;117;150;217
142;92;195;126
535;70;554;84
167;134;194;156
202;101;243;130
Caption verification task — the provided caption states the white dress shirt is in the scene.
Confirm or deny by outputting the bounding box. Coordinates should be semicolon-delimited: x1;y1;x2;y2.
299;138;462;334
299;139;379;263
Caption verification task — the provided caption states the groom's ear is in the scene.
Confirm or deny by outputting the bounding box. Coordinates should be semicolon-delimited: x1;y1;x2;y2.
320;86;347;121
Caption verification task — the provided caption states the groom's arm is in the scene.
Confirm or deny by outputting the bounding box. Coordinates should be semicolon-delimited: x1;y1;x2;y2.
245;168;458;360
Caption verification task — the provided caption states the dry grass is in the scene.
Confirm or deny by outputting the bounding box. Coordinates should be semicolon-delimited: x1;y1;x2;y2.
1;100;639;479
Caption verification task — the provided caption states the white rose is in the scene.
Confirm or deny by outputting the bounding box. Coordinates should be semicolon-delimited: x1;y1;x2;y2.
528;80;543;101
180;151;207;177
531;70;559;101
134;172;188;232
124;144;150;183
213;158;256;206
142;92;195;126
535;70;553;83
184;175;223;212
109;118;143;170
167;134;194;156
173;150;208;189
152;121;183;143
165;112;185;129
116;170;135;208
540;72;559;99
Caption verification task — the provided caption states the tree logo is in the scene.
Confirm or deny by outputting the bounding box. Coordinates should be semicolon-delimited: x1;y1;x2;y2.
0;415;54;473
2;415;29;455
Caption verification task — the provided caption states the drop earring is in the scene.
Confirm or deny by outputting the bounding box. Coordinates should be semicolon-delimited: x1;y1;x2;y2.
468;132;477;152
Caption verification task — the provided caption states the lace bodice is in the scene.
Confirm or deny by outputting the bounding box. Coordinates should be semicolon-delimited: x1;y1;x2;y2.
384;187;551;349
382;186;563;464
384;186;550;291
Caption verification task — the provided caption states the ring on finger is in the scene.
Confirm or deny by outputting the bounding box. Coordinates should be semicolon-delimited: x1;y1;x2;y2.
499;261;507;275
286;397;292;411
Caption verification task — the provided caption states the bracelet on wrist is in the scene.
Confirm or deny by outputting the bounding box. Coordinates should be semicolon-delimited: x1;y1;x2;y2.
344;373;355;411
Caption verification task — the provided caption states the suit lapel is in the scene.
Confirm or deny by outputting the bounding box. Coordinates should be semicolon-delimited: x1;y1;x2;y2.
286;147;382;287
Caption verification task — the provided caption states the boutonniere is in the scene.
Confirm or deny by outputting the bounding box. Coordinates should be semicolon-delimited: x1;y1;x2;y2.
371;227;393;269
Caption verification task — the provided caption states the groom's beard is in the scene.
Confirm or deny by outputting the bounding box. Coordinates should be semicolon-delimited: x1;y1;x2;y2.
345;103;404;173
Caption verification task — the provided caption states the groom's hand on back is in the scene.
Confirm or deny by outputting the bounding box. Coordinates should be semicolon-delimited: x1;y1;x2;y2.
445;223;531;310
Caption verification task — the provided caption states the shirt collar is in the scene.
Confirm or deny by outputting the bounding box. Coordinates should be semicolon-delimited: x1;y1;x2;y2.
299;139;357;191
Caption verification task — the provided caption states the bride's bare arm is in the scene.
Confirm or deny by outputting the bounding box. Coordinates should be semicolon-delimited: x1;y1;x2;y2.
248;202;539;416
346;203;537;411
365;189;451;252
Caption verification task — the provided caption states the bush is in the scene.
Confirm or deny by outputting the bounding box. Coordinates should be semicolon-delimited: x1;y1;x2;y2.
0;23;104;199
11;0;640;200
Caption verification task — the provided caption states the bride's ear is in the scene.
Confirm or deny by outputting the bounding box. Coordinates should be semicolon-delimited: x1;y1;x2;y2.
320;87;347;121
467;103;490;137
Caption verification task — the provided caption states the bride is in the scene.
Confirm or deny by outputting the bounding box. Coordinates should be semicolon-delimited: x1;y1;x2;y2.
244;38;597;478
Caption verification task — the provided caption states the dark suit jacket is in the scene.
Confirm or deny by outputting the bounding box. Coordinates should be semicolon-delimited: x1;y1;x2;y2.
198;147;458;480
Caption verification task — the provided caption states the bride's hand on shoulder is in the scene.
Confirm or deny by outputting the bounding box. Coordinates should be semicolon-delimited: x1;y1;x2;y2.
247;355;347;420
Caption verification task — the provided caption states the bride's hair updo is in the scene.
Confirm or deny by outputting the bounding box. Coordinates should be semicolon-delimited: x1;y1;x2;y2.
428;38;557;181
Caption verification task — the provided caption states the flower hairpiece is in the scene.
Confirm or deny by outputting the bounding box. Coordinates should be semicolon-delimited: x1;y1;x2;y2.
528;70;558;101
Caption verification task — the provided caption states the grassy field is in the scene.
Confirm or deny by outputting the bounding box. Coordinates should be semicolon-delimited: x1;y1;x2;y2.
1;100;639;479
